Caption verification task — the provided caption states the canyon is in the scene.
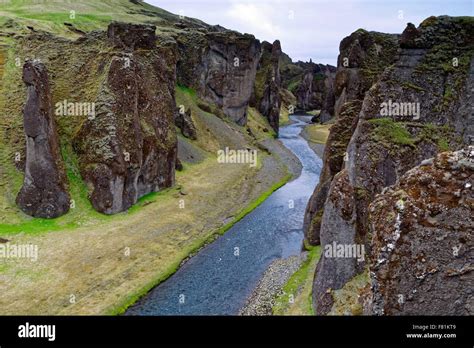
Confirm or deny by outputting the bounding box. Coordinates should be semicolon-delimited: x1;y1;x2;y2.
0;0;472;317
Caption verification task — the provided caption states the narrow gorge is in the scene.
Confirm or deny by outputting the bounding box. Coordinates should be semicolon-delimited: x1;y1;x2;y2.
0;0;471;319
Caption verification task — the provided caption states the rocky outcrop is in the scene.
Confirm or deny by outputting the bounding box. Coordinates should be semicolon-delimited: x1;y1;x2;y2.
303;29;399;246
16;60;70;218
252;40;282;134
294;62;336;120
107;22;156;50
308;16;474;315
367;148;473;315
175;108;197;140
73;23;177;214
176;28;260;125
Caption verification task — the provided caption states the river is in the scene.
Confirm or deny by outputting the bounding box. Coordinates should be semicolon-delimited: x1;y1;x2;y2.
125;115;323;315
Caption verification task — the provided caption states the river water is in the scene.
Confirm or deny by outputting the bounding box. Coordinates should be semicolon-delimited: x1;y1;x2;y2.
125;115;322;315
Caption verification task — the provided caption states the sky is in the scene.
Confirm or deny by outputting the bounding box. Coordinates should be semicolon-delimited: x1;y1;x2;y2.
147;0;472;66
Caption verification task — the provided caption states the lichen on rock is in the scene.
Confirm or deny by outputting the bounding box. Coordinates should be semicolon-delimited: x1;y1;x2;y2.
73;23;178;214
16;60;70;218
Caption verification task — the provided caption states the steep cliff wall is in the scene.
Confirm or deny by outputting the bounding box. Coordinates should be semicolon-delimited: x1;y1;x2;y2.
303;29;399;246
252;40;282;134
176;27;260;126
368;148;473;315
73;23;178;214
307;16;474;315
294;62;336;121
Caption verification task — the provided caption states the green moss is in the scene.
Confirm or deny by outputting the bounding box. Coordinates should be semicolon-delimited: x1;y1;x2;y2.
419;123;453;151
310;209;324;227
368;118;415;147
177;84;197;98
287;79;300;93
329;269;369;315
272;246;322;315
402;82;425;92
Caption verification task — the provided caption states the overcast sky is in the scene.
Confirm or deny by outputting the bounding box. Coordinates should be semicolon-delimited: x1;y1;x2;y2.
147;0;472;66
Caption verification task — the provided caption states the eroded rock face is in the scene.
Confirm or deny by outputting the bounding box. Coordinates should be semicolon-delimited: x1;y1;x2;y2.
16;60;70;218
73;23;177;214
253;40;282;134
176;29;260;125
107;22;156;50
367;148;474;315
294;62;336;119
303;30;398;246
308;16;474;315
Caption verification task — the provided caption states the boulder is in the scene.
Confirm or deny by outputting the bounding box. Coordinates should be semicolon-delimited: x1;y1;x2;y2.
107;22;156;50
176;108;197;140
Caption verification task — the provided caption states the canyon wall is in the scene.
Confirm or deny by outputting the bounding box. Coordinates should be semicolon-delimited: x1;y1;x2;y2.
368;148;473;315
305;16;474;315
73;23;178;214
252;40;282;134
176;26;261;126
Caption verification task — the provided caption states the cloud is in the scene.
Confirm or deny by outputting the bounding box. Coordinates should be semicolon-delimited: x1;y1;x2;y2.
147;0;472;65
225;3;281;38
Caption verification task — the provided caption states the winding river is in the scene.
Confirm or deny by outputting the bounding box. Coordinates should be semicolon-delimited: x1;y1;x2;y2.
125;115;323;315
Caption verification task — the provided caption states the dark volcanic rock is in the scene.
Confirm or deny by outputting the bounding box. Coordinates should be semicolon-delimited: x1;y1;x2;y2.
176;29;260;125
107;22;156;50
303;29;399;247
73;23;177;215
253;40;282;134
176;108;197;140
308;16;474;315
294;62;336;119
399;22;421;48
367;148;474;315
16;60;70;218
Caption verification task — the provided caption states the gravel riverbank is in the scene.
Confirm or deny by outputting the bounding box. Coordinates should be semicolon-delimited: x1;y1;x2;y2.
239;253;308;315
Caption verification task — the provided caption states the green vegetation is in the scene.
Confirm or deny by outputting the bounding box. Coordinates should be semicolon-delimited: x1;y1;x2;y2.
302;123;331;145
402;82;425;92
369;118;455;152
328;269;369;315
419;123;452;151
273;246;322;315
0;0;180;37
286;79;300;93
369;118;415;147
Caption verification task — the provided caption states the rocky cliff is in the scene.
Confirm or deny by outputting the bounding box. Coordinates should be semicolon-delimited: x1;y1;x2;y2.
305;16;474;315
73;23;178;214
252;40;282;134
175;26;260;126
280;57;336;119
303;29;399;246
294;62;336;121
368;148;473;315
16;60;70;218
